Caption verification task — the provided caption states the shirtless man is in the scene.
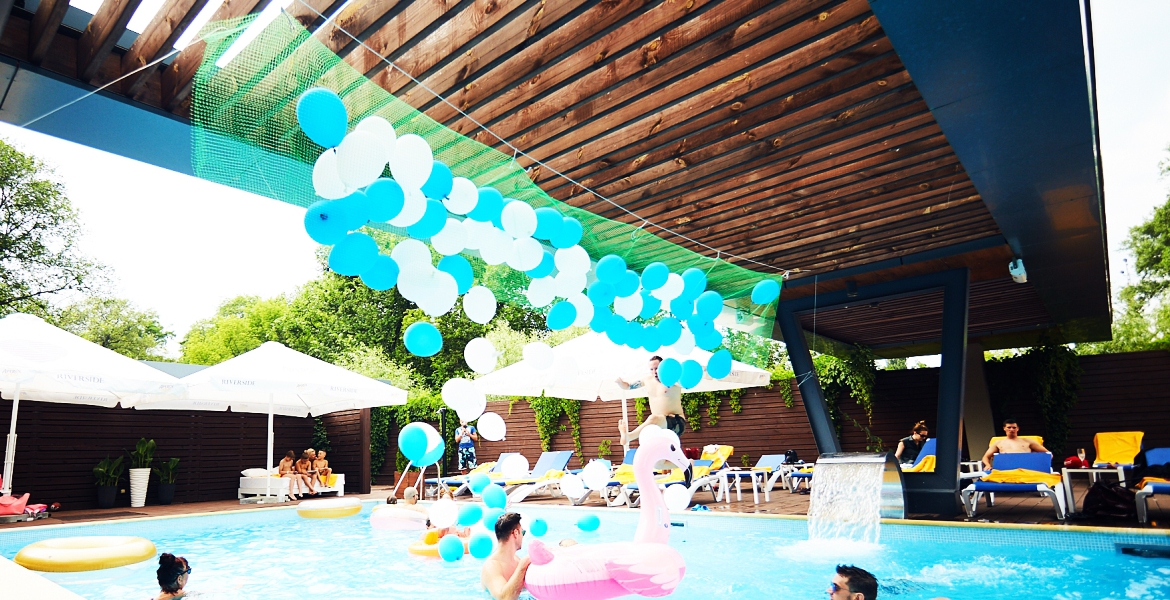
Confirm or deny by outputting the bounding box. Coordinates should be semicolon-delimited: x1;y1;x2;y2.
482;512;531;600
617;355;691;485
981;419;1049;470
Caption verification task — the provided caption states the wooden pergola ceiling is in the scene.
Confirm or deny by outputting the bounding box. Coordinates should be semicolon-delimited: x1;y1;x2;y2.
0;0;1006;281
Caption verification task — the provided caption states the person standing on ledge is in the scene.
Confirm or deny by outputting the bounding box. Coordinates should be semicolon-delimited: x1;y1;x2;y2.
455;419;479;474
617;355;691;484
981;419;1049;470
895;421;930;464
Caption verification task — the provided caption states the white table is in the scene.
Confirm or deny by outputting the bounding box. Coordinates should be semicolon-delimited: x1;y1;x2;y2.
1061;466;1126;513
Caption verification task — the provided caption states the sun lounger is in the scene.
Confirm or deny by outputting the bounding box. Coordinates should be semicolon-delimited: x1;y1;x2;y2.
443;453;519;496
504;451;575;502
1092;431;1143;485
960;452;1065;520
566;449;638;507
902;438;937;473
1136;447;1170;524
625;444;734;509
239;472;345;502
718;454;786;504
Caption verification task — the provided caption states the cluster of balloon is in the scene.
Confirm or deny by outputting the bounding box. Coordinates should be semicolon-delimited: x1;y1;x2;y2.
397;422;444;467
441;378;487;423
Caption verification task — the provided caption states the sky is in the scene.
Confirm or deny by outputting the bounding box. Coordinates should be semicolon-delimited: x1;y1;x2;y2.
1;1;1167;362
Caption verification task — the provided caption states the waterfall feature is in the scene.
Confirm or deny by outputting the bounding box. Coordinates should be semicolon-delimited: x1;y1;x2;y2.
807;453;905;545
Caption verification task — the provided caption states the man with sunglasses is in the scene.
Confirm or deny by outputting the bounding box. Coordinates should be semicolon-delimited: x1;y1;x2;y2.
829;565;878;600
482;512;530;600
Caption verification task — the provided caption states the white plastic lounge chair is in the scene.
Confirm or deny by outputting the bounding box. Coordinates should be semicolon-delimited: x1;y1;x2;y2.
1136;448;1170;524
719;454;786;504
625;445;734;509
504;451;574;502
443;453;520;496
960;452;1065;520
567;449;639;507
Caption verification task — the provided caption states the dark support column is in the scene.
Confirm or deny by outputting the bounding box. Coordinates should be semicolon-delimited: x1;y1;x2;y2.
359;408;372;494
775;305;842;454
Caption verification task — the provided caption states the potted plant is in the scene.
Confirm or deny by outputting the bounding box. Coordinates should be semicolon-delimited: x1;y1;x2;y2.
93;456;124;509
126;438;155;508
153;458;180;505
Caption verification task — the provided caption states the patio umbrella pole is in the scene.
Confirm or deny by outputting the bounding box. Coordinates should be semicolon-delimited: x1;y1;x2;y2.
390;460;413;499
265;393;274;502
1;383;19;496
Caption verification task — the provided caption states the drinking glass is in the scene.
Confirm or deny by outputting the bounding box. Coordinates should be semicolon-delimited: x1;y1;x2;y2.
1077;448;1086;465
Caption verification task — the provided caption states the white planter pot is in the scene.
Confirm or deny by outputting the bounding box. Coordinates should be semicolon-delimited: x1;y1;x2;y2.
129;468;151;508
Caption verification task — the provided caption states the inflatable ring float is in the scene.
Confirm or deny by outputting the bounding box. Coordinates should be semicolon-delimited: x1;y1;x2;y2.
297;497;362;519
408;530;469;558
15;536;156;572
370;504;429;530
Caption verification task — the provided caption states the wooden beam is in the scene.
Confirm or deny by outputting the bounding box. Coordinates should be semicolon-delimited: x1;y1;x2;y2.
29;0;69;66
286;0;339;28
312;0;401;55
343;0;460;77
0;0;15;41
161;0;266;112
79;0;147;83
121;0;210;98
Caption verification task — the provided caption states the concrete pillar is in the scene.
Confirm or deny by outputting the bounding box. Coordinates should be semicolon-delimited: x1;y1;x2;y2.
962;341;995;461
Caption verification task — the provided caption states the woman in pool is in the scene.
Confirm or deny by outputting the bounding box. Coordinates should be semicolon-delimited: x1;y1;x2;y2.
155;553;190;599
278;450;312;499
294;450;318;495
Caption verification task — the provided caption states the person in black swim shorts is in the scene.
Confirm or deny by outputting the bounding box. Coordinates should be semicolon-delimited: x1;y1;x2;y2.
617;356;691;484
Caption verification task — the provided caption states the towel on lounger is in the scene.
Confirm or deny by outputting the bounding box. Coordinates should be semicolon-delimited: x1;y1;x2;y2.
983;468;1061;487
318;474;339;487
1139;476;1170;489
905;455;936;473
1093;432;1144;466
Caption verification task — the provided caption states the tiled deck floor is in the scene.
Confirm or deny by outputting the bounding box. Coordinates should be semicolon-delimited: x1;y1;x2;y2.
3;480;1167;530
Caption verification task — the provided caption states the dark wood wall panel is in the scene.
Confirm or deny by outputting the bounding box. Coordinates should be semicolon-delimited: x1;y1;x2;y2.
320;408;372;493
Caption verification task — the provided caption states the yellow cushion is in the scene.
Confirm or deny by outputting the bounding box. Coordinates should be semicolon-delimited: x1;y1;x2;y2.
613;464;636;485
1093;431;1143;465
983;468;1061;487
905;455;936;473
318;474;339;487
1139;476;1170;489
700;445;734;470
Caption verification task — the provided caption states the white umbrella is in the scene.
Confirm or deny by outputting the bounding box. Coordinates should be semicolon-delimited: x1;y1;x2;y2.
131;341;407;500
0;313;179;495
473;332;770;450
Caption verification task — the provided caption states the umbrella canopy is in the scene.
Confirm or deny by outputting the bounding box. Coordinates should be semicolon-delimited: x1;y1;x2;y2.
473;332;771;401
0;313;180;495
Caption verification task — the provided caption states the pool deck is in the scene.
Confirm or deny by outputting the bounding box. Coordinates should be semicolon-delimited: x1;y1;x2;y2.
2;479;1167;531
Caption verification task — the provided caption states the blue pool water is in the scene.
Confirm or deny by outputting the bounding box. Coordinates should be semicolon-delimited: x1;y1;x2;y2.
1;502;1168;599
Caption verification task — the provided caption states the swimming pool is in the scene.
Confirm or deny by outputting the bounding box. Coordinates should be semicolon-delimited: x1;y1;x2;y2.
1;502;1167;599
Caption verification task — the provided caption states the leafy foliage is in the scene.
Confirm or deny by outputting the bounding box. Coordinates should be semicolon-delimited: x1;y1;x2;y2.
986;343;1082;456
127;438;156;469
54;297;172;360
597;439;612;460
153;458;180;484
529;396;582;457
813;347;883;451
93;455;124;486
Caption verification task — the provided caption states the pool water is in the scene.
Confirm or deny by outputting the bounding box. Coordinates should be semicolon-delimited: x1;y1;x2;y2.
1;502;1168;599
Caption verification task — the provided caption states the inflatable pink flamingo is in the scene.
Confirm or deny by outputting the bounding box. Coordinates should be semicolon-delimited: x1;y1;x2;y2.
524;426;688;599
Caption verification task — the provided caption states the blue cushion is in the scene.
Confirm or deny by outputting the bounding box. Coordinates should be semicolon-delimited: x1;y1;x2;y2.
1147;483;1170;494
790;472;813;479
974;481;1044;492
991;452;1053;472
1146;448;1170;467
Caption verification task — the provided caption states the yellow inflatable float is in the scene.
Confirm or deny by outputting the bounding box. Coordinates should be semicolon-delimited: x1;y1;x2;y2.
408;529;469;558
15;536;156;572
296;496;362;519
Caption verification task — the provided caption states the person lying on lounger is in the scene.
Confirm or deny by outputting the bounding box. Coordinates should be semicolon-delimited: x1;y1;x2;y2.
313;450;333;484
295;450;318;495
279;450;313;499
981;419;1049;470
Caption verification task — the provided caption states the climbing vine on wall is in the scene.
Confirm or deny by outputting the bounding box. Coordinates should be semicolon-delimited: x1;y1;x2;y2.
814;346;883;452
529;396;583;458
384;392;457;476
985;343;1082;456
631;389;745;433
770;365;797;408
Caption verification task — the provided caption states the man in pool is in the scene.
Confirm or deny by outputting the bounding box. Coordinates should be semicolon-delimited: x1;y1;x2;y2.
617;355;691;483
980;419;1049;470
829;564;878;600
482;512;531;600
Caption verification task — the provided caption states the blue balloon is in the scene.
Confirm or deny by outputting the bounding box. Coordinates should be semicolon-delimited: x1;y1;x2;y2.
695;327;723;351
296;87;347;148
407;199;448;239
421;161;454;199
491;199;509;230
577;514;600;532
604;316;628;345
589;306;611;333
328;232;378;276
656;318;682;345
525;251;555;279
359;255;400;291
339;191;371;230
657;358;682;387
530;518;548;537
587;281;616;307
481;484;507;509
533;207;562;240
438;534;465;562
438;255;474;294
482;507;506;531
365;178;405;222
467;187;504;223
681;268;707;299
469;473;491;494
457;503;483;527
687;314;714;335
669;296;694;319
546;301;577;331
614;270;640;298
640;262;670;290
595;255;627;283
404;321;443;357
397;423;429;463
418;440;444;467
304;200;351;245
469;533;494;559
680;359;703;389
641;326;662;352
625;324;644;349
751;279;782;304
550;217;583;249
639;291;662;320
695;290;724;320
707;349;733;379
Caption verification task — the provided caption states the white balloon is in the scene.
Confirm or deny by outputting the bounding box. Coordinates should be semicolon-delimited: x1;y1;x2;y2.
444;177;479;215
463;337;498;374
390;239;432;271
312;149;348;199
508;237;544;272
554;245;591;275
336;130;389;190
499;454;530;480
463;286;497;324
354;115;397;164
389;133;433;190
456;394;487;423
582;460;611;492
567;293;593;327
526;277;556;308
478;228;513;266
389;187;427;227
441;377;474;411
429;497;458;529
522;342;554;370
477;411;506;441
672;327;695;355
663;483;692;511
500;201;537;239
420;270;459;317
559;474;585;499
461;218;492;251
553;270;587;298
430;218;466;256
651;273;685;301
614;292;643;321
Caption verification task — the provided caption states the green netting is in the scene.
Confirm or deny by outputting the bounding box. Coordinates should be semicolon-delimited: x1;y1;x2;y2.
189;13;779;336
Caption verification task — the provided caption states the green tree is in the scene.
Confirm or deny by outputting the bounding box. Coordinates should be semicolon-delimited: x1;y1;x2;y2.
54;297;172;359
180;295;288;365
0;138;99;314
